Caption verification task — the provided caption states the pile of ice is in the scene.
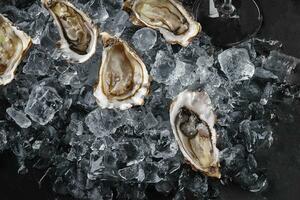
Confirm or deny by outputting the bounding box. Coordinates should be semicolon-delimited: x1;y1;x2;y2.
0;0;299;199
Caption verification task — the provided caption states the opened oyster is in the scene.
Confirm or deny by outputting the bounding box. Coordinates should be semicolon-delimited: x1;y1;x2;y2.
42;0;98;63
94;32;150;110
0;14;32;86
123;0;201;47
170;90;220;178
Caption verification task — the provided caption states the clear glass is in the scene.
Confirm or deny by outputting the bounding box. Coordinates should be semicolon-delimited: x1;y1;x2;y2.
193;0;263;47
220;0;235;15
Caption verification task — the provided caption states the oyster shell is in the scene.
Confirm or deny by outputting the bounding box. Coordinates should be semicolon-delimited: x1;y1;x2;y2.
170;90;220;178
123;0;201;47
0;14;32;86
94;32;150;110
42;0;98;63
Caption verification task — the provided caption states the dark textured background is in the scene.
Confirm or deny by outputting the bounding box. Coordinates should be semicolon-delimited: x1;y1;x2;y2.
0;0;300;199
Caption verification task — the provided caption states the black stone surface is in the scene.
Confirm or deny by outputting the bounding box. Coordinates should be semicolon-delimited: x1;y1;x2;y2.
0;0;299;200
257;0;300;59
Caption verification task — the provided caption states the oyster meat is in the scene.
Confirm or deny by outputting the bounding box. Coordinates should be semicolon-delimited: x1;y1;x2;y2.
123;0;201;47
94;32;150;110
42;0;98;63
0;14;32;86
170;90;220;178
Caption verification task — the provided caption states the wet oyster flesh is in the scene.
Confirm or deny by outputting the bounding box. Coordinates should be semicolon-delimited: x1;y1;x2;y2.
42;0;98;63
124;0;201;46
0;14;32;85
94;32;150;110
170;90;220;178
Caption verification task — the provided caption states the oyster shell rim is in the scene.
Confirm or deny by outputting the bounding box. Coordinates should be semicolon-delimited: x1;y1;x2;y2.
170;90;221;178
0;14;32;86
93;32;151;110
123;0;201;47
41;0;98;63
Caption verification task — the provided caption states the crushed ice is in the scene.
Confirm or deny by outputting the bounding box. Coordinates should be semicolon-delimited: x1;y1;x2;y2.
0;0;299;199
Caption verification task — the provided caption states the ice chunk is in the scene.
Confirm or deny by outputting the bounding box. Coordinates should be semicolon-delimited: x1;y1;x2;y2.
196;58;221;87
195;49;214;69
87;188;103;200
88;149;119;180
247;154;257;171
32;140;42;150
58;68;82;88
83;0;109;24
59;98;72;120
103;0;124;15
67;119;83;136
150;50;176;85
239;120;270;152
173;191;186;200
220;145;246;172
253;38;282;56
143;112;158;129
116;139;146;166
91;136;115;152
248;175;268;193
239;120;258;152
6;107;31;128
58;70;77;86
218;48;255;82
85;108;123;137
254;67;278;80
101;11;129;37
121;108;147;131
176;60;198;86
23;50;51;76
155;181;173;194
77;86;97;111
178;168;209;197
25;85;63;125
170;60;187;85
118;164;145;182
143;162;164;183
235;168;268;193
88;152;105;180
132;28;157;52
257;130;273;149
163;57;203;97
260;82;273;105
176;44;211;65
166;80;185;98
67;144;89;161
262;51;299;81
146;129;178;159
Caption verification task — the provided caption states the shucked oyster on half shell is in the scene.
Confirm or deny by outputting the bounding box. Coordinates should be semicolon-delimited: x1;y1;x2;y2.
42;0;98;63
0;14;32;86
170;90;220;178
94;32;150;110
123;0;201;47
